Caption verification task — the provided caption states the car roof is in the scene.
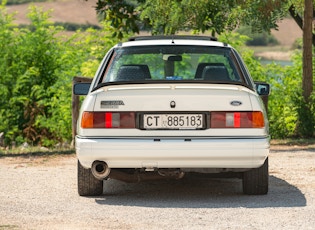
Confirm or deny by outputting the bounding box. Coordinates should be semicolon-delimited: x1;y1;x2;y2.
116;36;232;48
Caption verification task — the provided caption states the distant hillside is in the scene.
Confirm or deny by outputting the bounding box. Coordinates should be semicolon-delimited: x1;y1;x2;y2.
6;0;302;47
271;18;302;46
6;0;100;26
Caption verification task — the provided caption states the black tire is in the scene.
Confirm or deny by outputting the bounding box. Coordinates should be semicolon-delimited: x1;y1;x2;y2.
243;157;269;195
77;160;103;196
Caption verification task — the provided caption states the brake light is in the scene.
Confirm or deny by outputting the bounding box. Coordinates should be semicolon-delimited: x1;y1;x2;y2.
211;111;264;128
81;112;136;128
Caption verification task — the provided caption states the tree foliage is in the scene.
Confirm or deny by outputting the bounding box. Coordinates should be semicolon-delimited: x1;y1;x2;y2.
94;0;289;38
0;5;120;146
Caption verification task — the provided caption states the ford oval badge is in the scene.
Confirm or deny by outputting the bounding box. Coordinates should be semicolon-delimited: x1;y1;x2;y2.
230;101;242;106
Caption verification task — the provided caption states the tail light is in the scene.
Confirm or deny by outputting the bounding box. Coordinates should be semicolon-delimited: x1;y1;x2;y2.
211;111;264;128
81;112;136;128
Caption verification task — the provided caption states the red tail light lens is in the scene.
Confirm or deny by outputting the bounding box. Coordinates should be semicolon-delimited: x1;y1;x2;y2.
81;112;136;128
211;111;264;128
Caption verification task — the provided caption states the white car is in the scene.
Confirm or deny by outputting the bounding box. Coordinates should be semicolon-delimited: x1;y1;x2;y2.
74;36;270;196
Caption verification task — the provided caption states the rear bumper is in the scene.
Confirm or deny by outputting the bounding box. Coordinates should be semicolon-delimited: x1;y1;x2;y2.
75;136;269;170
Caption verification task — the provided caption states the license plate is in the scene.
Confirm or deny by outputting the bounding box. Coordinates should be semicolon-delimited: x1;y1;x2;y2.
143;114;204;129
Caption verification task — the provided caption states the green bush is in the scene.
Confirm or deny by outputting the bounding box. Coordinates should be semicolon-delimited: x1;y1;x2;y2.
237;26;279;46
220;32;314;139
0;5;120;147
17;22;101;32
292;38;302;49
53;22;101;31
6;0;46;5
247;50;314;138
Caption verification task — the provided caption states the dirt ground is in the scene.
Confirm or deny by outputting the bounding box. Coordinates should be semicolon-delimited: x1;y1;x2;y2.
0;145;315;229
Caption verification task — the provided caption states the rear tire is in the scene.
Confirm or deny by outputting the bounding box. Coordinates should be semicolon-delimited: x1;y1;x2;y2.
243;157;269;195
77;160;103;196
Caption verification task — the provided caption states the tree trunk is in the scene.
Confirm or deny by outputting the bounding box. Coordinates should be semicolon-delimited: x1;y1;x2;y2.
302;0;313;102
289;4;315;49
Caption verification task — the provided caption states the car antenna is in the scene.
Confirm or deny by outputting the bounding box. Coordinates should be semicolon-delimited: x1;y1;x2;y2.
172;35;175;44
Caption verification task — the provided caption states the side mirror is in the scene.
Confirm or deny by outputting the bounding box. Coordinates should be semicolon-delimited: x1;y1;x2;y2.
73;83;91;96
254;82;270;96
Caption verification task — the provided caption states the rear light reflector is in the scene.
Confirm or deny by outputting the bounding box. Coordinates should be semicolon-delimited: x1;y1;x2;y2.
211;111;264;128
81;112;136;128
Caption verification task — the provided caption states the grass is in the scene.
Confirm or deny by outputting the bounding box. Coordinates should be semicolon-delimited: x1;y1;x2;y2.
0;225;19;230
0;146;75;158
271;138;315;146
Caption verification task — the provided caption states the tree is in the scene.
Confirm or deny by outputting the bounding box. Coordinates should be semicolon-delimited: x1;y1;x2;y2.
287;0;314;137
289;1;313;102
138;0;242;36
303;0;313;102
289;3;315;46
93;0;288;38
93;0;314;137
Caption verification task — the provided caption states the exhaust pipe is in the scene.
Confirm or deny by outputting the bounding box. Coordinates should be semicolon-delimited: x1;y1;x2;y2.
91;161;185;182
91;161;111;180
108;169;185;183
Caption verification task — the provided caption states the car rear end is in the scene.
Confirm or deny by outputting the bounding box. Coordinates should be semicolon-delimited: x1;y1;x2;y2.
74;36;270;196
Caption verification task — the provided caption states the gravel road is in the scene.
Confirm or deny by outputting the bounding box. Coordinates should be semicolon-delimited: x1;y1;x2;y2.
0;146;315;230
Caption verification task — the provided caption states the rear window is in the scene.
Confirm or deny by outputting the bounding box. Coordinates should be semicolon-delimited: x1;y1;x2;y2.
102;45;244;83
